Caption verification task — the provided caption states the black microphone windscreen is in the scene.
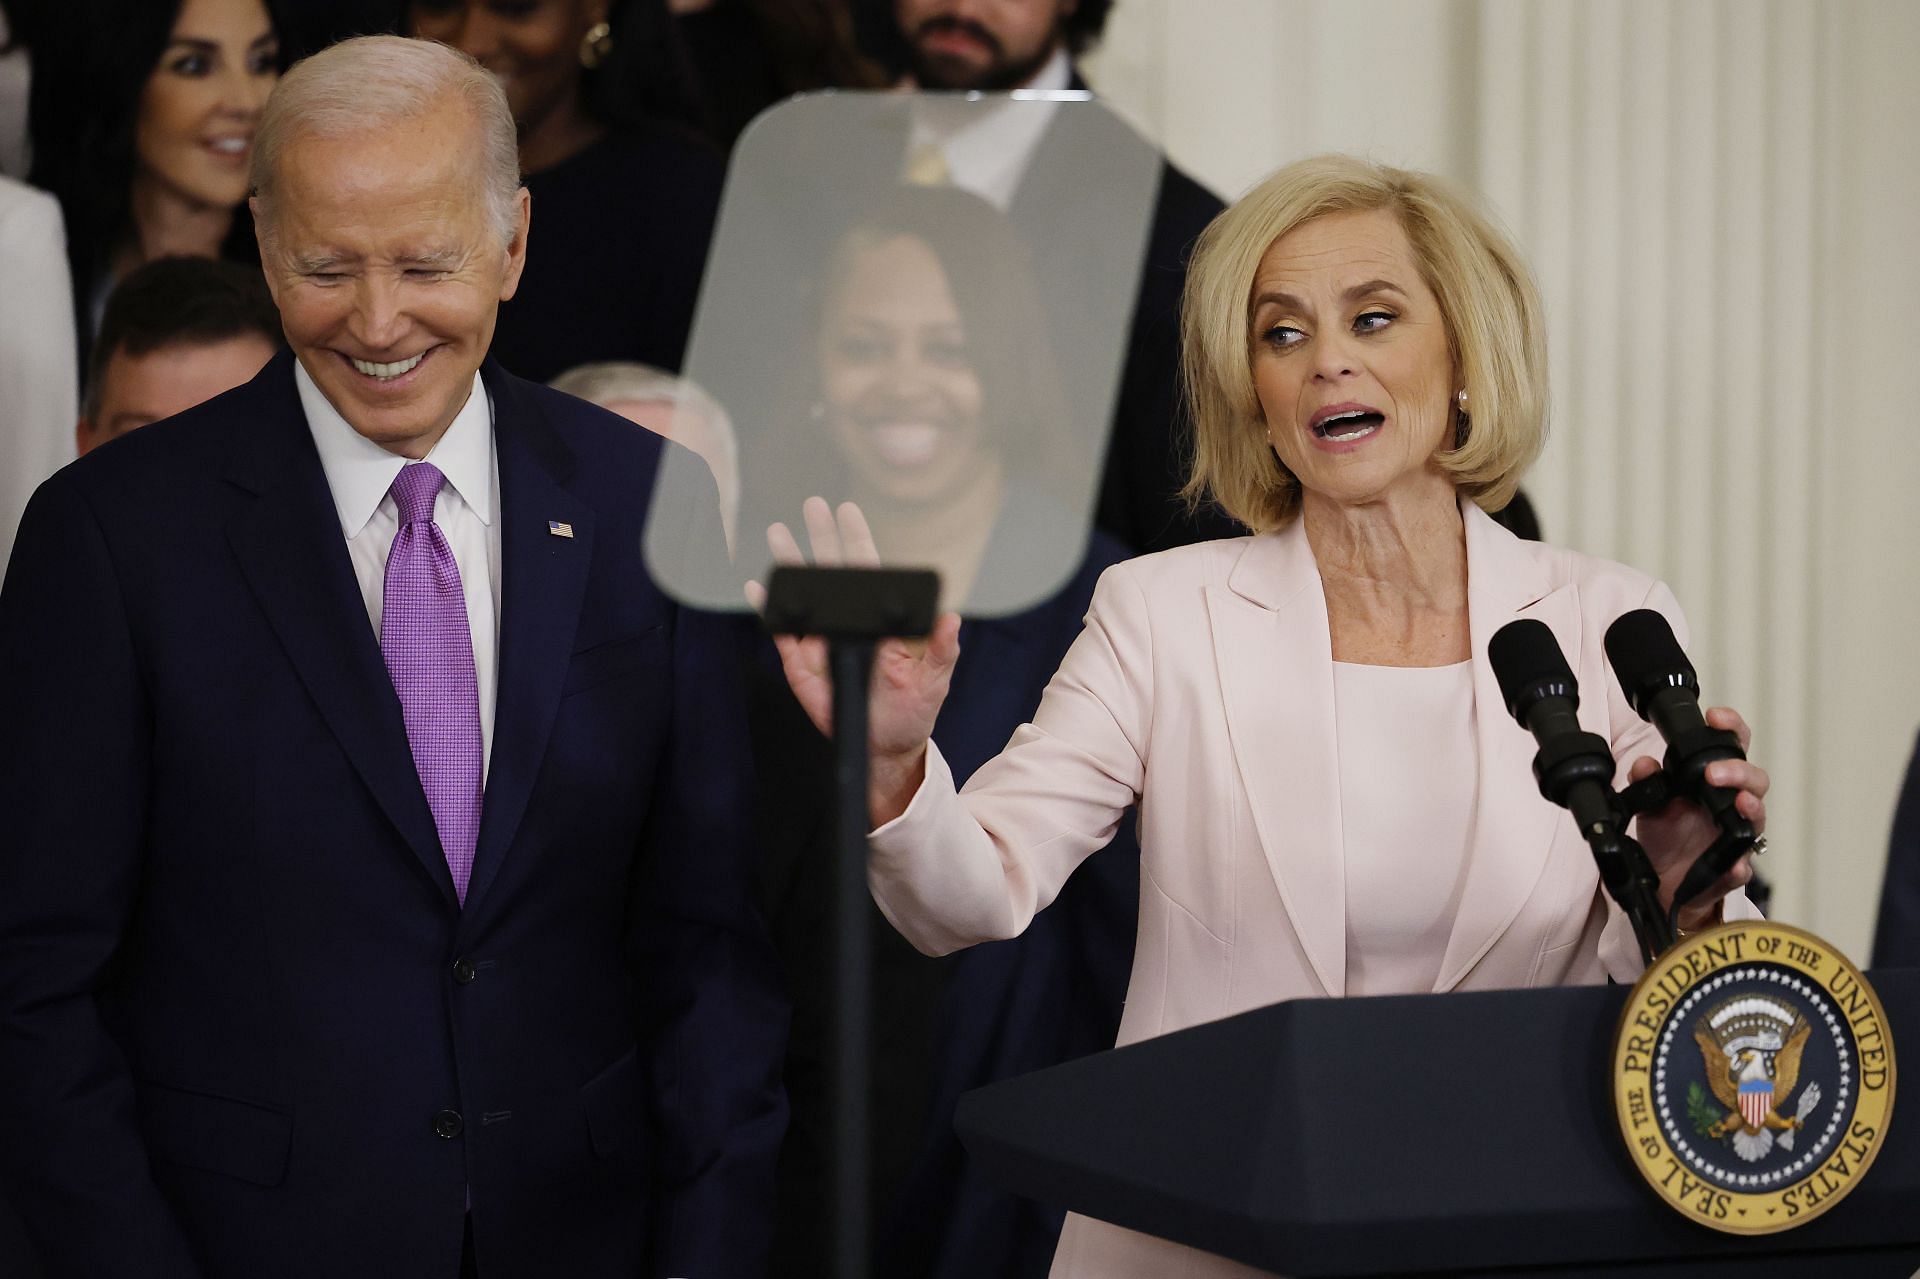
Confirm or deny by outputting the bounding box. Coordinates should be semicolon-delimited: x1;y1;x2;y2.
1604;609;1696;697
1488;619;1576;721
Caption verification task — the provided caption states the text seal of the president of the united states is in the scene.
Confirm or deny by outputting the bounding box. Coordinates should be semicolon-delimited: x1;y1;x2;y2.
1612;919;1895;1233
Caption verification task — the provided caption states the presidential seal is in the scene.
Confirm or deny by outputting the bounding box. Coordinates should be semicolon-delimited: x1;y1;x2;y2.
1612;920;1895;1233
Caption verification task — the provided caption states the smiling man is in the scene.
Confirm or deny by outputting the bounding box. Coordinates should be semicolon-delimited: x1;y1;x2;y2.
0;35;782;1279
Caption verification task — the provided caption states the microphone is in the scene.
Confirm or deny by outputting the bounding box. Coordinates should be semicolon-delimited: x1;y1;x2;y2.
1489;619;1616;817
1489;619;1673;961
1603;609;1758;913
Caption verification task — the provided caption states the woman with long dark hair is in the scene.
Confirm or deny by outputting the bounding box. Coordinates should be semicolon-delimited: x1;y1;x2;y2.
28;0;280;367
407;0;724;381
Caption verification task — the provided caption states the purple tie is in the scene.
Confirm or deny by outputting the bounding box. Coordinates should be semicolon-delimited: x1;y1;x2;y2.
380;462;482;905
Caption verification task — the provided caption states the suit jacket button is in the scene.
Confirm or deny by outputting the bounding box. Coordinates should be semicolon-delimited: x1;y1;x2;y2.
433;1109;464;1139
452;957;477;984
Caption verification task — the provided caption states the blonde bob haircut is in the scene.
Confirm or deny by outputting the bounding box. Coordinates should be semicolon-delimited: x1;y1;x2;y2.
1180;154;1547;533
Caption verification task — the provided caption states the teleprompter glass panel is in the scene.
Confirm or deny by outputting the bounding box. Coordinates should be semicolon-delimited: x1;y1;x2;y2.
642;91;1163;618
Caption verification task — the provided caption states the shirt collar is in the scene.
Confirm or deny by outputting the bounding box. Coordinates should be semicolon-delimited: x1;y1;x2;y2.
1026;47;1073;93
296;359;495;539
902;48;1077;211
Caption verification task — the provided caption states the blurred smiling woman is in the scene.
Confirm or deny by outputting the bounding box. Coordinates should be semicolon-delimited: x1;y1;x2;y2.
770;155;1772;1277
29;0;281;364
407;0;724;382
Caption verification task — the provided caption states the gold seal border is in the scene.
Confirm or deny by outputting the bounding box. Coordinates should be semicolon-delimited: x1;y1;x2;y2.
1611;919;1896;1235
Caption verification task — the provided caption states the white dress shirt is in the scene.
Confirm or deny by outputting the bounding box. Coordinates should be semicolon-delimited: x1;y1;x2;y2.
297;361;501;780
905;46;1075;210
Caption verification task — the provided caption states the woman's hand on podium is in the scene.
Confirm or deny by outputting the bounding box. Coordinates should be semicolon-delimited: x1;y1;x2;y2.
748;497;963;828
1631;705;1770;932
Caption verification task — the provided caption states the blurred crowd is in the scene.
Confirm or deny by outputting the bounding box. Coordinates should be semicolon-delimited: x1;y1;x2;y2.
0;2;1912;1277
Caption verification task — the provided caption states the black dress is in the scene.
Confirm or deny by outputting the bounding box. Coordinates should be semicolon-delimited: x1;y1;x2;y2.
491;125;725;385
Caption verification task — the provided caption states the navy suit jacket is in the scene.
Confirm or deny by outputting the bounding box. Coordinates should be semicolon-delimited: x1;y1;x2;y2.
1872;729;1920;968
1051;71;1235;554
0;350;785;1278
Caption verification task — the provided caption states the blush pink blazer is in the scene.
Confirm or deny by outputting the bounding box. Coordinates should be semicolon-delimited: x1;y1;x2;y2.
870;501;1759;1279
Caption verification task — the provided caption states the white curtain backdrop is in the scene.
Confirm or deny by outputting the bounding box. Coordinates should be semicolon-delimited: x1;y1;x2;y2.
1086;0;1920;958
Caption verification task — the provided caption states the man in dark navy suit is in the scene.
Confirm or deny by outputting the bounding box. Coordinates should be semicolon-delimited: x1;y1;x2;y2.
880;0;1236;555
0;35;782;1279
1872;730;1920;968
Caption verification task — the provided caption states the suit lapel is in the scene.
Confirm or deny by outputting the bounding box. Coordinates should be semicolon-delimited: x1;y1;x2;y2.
463;365;594;915
225;352;456;906
1206;525;1347;997
1432;504;1576;991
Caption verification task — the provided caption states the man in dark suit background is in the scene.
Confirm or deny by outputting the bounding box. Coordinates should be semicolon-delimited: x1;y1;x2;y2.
875;0;1237;554
1872;730;1920;967
0;34;782;1279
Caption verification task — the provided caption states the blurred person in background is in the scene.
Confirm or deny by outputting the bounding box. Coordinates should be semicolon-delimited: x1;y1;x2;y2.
0;194;49;1268
268;0;413;61
550;359;741;548
28;0;281;371
744;186;1141;1278
408;0;725;382
0;0;34;176
77;255;280;456
1871;730;1920;967
670;0;886;147
865;0;1551;552
861;0;1233;555
0;170;73;577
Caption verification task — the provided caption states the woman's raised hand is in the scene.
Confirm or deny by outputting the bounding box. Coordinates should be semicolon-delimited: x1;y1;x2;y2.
748;497;963;827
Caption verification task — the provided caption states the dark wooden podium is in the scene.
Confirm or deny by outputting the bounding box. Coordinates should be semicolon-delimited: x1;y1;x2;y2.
956;971;1920;1276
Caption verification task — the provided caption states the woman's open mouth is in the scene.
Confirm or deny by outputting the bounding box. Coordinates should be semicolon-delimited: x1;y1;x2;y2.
1312;409;1384;442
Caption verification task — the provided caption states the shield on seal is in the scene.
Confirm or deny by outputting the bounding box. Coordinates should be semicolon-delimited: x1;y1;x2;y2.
1739;1078;1773;1130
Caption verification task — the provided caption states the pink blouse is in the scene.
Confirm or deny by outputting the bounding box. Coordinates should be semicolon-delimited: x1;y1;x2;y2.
1333;660;1479;996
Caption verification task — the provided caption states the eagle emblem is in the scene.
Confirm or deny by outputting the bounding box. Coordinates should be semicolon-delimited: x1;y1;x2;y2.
1690;995;1823;1163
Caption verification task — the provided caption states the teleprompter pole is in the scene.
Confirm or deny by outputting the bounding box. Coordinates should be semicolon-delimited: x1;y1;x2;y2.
829;638;874;1279
762;566;941;1279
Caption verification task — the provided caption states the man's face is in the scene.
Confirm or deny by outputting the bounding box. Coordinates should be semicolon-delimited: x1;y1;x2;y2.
78;334;278;455
896;0;1076;91
256;94;529;458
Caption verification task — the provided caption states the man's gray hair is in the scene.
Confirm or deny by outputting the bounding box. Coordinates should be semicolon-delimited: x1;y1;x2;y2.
251;36;521;246
550;362;715;414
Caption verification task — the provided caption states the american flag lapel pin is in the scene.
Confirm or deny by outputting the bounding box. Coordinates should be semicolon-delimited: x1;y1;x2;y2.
548;520;575;539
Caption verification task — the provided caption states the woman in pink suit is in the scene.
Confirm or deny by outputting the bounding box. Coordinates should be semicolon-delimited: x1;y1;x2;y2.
772;155;1769;1278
